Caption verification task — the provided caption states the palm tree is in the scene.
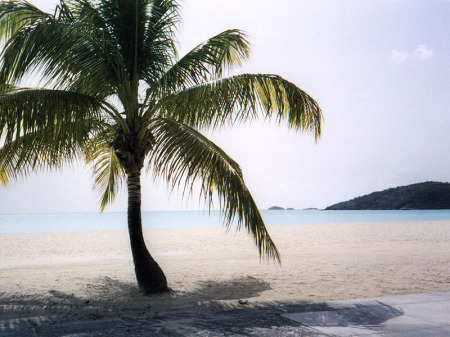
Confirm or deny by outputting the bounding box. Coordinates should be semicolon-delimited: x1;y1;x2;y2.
0;0;322;294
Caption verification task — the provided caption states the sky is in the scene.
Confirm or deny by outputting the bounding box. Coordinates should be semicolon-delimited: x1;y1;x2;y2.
0;0;449;214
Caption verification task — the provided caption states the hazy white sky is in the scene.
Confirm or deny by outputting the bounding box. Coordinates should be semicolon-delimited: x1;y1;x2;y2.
0;0;449;214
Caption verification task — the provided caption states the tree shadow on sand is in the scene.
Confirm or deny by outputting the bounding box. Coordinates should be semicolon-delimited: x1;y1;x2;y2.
0;276;276;336
0;278;405;337
79;275;273;311
1;275;272;318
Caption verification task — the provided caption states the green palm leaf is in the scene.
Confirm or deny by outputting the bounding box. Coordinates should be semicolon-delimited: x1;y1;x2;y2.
85;133;126;211
152;73;322;138
148;117;281;262
0;8;121;96
0;88;110;175
0;0;49;42
151;29;250;98
0;88;108;141
140;0;180;84
0;131;74;175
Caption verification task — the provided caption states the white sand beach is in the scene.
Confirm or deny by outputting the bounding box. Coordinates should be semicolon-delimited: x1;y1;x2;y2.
1;220;449;317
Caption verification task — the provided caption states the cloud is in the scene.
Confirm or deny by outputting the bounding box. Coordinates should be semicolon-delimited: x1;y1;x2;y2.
413;45;433;60
390;50;409;63
390;45;433;63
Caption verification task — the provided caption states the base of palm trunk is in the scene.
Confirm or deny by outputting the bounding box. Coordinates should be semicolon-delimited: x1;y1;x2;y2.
134;256;170;294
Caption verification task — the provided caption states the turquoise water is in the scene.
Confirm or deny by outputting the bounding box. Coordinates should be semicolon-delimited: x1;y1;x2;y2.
1;209;450;234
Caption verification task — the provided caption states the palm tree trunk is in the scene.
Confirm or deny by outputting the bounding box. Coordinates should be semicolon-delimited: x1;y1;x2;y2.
127;170;169;294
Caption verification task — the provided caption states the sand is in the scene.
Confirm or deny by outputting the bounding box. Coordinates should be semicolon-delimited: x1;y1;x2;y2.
1;220;449;331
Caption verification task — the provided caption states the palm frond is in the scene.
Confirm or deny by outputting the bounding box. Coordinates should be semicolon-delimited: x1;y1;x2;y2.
0;87;111;177
0;0;49;42
0;2;67;84
152;73;322;139
148;29;250;100
0;87;110;174
140;0;180;84
0;128;81;174
147;117;281;262
0;1;128;99
0;88;108;145
85;132;126;211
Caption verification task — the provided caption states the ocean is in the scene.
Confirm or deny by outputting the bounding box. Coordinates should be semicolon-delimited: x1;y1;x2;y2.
1;209;450;234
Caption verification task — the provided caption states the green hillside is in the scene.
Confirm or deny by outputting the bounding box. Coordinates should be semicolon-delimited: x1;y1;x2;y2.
326;182;450;210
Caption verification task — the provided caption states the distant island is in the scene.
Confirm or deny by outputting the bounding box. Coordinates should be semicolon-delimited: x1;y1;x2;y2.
268;206;316;210
268;206;285;210
268;206;296;210
326;182;450;210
